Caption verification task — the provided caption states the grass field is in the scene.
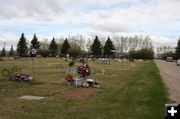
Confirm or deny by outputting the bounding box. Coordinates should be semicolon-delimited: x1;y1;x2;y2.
0;58;169;119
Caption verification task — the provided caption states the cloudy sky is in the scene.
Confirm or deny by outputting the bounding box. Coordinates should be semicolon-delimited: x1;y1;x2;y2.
0;0;180;49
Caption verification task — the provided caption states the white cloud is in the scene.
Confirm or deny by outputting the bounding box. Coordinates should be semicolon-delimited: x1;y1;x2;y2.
0;32;19;50
0;0;63;19
151;35;178;48
0;0;180;48
91;21;129;33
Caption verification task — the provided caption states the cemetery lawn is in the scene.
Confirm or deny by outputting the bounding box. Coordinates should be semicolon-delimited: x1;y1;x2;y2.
0;58;169;119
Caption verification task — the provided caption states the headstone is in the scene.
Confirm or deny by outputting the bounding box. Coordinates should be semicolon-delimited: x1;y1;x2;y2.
56;64;63;68
66;54;69;58
74;77;84;86
64;58;68;61
114;58;118;61
79;58;84;63
101;60;108;64
118;59;122;62
92;58;95;61
37;55;42;58
19;95;45;100
88;58;91;61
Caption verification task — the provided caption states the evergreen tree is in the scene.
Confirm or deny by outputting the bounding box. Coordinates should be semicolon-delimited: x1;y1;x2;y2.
17;33;28;56
49;38;58;57
30;33;40;49
176;38;180;59
103;37;115;57
90;36;102;57
61;38;70;55
9;45;14;57
1;47;6;57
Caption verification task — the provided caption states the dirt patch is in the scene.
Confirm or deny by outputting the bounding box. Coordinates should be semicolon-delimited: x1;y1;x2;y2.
57;87;98;101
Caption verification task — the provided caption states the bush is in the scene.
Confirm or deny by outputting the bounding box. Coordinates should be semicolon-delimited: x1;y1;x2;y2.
37;49;50;57
1;66;22;78
67;47;82;58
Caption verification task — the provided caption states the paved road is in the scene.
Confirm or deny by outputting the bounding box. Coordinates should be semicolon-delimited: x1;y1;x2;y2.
155;60;180;103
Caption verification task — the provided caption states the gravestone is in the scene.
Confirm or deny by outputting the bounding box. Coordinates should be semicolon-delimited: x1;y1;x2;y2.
19;95;45;100
64;58;68;61
118;59;122;62
56;64;63;68
79;58;84;63
101;60;108;64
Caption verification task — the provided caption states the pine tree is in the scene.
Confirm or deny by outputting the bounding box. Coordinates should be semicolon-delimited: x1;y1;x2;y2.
1;47;6;57
17;33;28;57
61;38;70;55
103;37;115;57
90;36;102;57
30;33;40;49
9;45;14;57
176;38;180;59
49;38;58;57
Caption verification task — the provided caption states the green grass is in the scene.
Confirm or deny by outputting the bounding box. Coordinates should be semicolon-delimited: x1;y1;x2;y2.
0;58;169;119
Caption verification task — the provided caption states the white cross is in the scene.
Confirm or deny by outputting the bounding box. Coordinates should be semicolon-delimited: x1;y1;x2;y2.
168;107;177;116
102;69;105;75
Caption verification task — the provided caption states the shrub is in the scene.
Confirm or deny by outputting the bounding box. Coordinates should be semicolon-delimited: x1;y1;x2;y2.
37;49;50;57
1;66;22;78
67;47;82;58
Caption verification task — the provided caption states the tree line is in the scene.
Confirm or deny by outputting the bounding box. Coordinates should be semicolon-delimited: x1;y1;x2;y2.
0;33;116;58
2;33;180;60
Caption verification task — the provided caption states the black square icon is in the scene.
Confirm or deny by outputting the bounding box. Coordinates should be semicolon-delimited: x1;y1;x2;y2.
165;104;180;119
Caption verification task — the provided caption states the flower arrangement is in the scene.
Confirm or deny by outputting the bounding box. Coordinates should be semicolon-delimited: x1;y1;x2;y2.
1;65;32;81
10;74;33;81
64;62;100;88
64;61;75;85
77;64;91;77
